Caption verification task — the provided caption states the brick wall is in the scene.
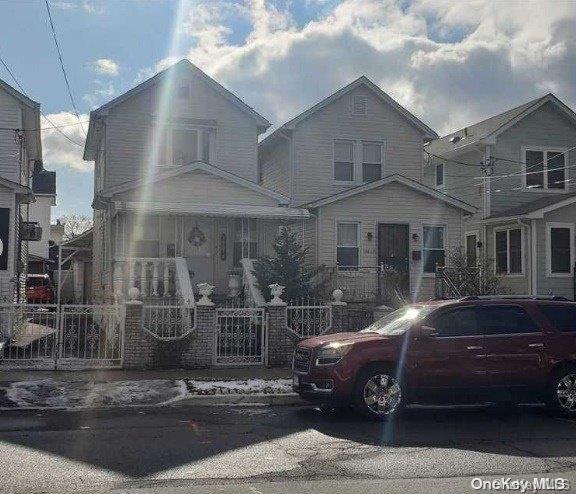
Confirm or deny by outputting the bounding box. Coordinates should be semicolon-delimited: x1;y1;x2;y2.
266;305;298;367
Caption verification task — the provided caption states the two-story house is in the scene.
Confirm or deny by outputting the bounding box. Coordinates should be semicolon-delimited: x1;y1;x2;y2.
0;78;38;302
423;94;576;299
84;60;310;304
259;76;476;301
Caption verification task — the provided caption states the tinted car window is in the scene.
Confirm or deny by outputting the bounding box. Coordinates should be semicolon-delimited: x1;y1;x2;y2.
479;306;539;335
431;307;479;337
539;305;576;332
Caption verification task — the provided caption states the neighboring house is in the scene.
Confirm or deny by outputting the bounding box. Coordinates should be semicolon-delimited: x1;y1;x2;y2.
28;161;56;274
423;94;576;299
57;228;93;303
84;60;309;303
259;77;476;301
0;78;38;301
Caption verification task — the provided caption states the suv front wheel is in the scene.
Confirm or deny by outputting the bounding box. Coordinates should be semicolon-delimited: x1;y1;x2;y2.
548;367;576;417
353;366;404;420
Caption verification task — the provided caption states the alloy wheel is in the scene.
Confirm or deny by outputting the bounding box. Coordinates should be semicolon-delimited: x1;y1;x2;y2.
557;373;576;412
363;374;402;416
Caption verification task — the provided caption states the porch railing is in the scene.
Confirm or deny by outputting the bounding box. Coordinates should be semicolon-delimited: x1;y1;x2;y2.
240;258;266;307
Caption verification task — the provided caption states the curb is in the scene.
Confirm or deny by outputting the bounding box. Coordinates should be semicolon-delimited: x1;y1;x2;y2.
171;393;305;407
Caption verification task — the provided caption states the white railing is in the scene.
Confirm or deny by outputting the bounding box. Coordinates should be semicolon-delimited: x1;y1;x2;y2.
117;257;195;308
143;304;196;340
240;258;266;307
286;304;332;338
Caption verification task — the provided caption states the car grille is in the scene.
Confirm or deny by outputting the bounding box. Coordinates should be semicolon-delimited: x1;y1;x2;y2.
293;347;312;373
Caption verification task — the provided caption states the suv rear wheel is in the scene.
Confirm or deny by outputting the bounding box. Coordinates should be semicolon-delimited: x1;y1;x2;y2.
353;366;404;420
548;367;576;417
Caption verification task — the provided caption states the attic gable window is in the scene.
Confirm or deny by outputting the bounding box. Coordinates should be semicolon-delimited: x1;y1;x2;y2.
352;95;368;115
435;162;444;187
169;127;212;165
523;147;567;191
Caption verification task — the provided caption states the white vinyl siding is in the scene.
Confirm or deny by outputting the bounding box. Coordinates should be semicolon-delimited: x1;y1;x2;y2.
546;222;575;277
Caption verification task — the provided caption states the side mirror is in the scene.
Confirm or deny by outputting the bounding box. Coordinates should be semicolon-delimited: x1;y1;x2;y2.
419;325;438;337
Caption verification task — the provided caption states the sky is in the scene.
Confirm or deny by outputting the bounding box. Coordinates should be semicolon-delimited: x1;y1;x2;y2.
1;0;575;219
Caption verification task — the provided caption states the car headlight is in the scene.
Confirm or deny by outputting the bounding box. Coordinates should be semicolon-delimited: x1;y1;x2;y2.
315;342;353;366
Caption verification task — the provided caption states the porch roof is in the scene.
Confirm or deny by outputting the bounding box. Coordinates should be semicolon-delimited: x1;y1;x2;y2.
113;201;311;219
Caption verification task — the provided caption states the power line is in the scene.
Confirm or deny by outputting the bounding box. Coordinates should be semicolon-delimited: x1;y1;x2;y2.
0;120;89;132
0;52;84;148
44;0;86;136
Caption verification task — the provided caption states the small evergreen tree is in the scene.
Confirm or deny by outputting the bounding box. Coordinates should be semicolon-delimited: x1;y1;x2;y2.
253;228;315;303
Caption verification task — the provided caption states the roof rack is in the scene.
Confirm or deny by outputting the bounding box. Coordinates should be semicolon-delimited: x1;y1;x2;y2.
459;295;570;302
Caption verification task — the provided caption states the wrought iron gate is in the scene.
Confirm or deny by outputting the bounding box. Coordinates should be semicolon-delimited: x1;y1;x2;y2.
215;307;266;365
0;304;124;369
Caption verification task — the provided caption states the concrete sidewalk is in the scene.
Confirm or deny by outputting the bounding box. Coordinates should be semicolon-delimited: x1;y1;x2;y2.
0;366;291;385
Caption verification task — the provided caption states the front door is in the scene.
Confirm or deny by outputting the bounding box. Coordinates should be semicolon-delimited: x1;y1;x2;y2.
184;218;214;286
378;224;409;296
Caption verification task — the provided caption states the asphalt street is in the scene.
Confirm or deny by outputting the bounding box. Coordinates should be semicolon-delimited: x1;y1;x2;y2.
1;403;576;494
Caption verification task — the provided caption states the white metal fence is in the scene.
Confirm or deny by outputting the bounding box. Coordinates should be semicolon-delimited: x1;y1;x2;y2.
143;304;196;340
215;307;266;365
286;304;332;338
0;303;123;369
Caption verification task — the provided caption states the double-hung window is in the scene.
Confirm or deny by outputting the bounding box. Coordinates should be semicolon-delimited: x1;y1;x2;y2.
334;140;354;182
524;148;567;190
170;127;211;165
423;225;445;273
546;223;574;276
495;227;523;275
362;142;382;182
435;162;444;187
336;222;359;269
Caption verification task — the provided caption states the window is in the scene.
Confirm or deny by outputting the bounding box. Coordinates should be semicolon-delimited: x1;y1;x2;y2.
170;128;211;165
479;306;539;335
423;225;445;273
334;140;354;182
352;95;367;115
539;304;576;332
435;163;444;187
495;227;523;275
337;222;359;268
466;232;478;267
524;148;567;190
233;218;257;267
362;142;382;182
431;308;479;337
547;223;574;276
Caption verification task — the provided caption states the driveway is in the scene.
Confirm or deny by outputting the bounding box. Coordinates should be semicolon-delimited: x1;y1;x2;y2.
0;404;575;493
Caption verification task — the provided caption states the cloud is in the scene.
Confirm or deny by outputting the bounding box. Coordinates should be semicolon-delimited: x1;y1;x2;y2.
41;112;90;172
83;80;115;108
51;0;104;14
139;0;576;136
91;58;120;76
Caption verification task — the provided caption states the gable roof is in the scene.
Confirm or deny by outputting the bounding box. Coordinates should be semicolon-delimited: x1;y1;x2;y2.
84;59;271;160
96;161;290;204
426;93;576;157
0;78;39;109
303;174;476;213
260;76;438;150
484;192;576;222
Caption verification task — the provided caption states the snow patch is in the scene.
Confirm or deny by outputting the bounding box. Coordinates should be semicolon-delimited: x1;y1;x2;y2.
187;378;292;395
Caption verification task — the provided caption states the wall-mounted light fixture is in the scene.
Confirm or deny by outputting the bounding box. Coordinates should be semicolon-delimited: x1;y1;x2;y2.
366;232;373;241
412;233;420;242
477;241;483;249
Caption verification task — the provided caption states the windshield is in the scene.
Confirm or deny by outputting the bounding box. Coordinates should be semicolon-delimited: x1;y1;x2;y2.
360;306;435;335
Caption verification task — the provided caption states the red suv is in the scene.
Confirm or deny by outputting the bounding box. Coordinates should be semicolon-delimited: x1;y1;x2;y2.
293;296;576;419
26;274;55;304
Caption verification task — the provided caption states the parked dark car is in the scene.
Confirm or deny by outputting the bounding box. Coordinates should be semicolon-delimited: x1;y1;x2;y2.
293;296;576;419
26;274;55;304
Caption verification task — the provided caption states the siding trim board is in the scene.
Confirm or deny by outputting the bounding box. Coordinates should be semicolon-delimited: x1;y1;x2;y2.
545;221;575;278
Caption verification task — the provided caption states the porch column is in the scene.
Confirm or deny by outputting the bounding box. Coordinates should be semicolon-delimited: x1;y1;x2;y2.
122;290;158;369
181;304;216;368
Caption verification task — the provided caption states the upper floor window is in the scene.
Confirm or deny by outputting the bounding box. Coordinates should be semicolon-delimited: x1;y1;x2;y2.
334;140;354;182
523;147;567;191
495;227;523;275
435;162;444;187
170;127;211;165
334;139;384;183
352;95;367;115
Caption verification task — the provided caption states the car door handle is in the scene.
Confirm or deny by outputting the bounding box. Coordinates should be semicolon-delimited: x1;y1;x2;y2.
467;346;483;350
528;343;544;348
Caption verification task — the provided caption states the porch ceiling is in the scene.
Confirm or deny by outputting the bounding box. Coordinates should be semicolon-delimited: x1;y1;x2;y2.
113;201;310;219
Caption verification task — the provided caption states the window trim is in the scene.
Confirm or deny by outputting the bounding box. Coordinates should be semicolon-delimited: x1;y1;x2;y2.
332;138;385;185
493;225;525;277
435;162;445;189
335;220;361;268
546;222;575;278
167;124;215;166
422;223;447;277
522;146;568;192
